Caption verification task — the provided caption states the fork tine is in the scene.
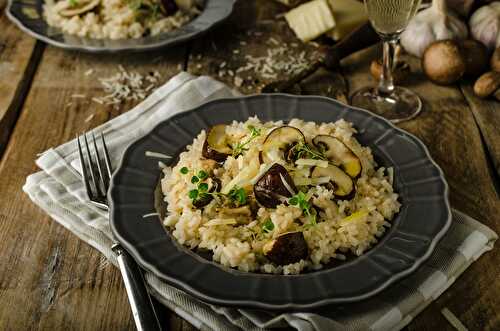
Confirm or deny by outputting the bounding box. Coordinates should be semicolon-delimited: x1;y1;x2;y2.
101;132;113;180
77;134;93;200
84;133;101;196
92;133;108;192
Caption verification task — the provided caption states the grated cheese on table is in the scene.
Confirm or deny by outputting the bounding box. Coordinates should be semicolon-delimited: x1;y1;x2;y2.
92;66;162;105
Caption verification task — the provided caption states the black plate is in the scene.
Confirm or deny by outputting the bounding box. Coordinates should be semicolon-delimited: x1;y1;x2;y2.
6;0;236;53
109;94;451;310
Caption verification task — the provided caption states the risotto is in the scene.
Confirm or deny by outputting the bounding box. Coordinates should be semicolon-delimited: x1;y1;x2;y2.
43;0;201;40
161;117;400;274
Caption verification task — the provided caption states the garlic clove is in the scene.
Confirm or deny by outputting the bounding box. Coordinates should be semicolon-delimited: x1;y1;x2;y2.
401;0;468;58
469;2;500;50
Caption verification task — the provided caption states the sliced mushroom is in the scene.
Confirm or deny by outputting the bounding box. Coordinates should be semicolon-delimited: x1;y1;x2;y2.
260;126;305;164
58;0;100;17
202;125;232;162
254;163;297;208
312;135;361;178
311;165;355;200
263;232;309;265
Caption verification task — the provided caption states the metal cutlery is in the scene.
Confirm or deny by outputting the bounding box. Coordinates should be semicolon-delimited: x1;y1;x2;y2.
77;132;162;331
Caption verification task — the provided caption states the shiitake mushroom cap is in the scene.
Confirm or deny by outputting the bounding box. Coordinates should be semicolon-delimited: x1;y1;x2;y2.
254;163;297;208
263;232;309;265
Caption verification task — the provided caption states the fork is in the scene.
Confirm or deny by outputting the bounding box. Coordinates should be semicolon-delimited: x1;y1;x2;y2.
77;132;162;331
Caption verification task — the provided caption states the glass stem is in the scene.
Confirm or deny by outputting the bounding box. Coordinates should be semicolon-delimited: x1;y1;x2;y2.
378;38;397;96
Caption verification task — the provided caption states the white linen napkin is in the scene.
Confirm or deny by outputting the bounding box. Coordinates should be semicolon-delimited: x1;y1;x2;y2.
23;72;497;331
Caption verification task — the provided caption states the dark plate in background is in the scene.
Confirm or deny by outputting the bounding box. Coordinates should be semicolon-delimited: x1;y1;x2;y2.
109;94;451;310
6;0;236;52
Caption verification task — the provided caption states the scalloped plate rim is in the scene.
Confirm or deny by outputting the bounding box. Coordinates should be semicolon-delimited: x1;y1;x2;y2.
109;93;452;310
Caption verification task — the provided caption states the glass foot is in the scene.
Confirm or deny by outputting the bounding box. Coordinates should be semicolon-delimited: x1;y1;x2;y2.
350;86;422;123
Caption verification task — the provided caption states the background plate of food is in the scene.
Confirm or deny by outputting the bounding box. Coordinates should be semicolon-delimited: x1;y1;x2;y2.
6;0;236;52
109;94;451;310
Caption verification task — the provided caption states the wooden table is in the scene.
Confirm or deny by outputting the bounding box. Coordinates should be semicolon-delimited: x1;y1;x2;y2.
1;1;499;330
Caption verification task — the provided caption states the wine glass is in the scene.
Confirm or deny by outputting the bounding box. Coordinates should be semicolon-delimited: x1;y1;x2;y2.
350;0;422;123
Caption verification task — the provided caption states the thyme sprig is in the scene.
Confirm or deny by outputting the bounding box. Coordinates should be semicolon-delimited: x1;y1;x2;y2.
232;125;261;157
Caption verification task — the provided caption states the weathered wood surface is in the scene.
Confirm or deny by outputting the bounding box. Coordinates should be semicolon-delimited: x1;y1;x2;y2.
342;46;500;331
0;45;189;330
0;0;42;155
0;0;499;330
461;84;500;178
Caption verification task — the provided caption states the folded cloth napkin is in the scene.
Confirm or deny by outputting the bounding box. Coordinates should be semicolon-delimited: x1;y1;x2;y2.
24;72;497;331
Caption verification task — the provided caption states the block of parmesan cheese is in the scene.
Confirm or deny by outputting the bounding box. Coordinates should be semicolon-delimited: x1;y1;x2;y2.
285;0;336;42
327;0;368;41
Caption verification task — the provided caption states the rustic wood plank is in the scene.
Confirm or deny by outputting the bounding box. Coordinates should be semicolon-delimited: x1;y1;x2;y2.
187;0;323;94
0;1;43;157
460;84;500;179
0;45;190;331
341;45;500;331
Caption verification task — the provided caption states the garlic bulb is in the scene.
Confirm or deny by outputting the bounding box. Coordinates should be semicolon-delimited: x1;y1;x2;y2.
470;2;500;50
401;0;468;57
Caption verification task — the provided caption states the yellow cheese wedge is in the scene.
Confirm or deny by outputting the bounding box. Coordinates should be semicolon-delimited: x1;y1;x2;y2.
285;0;336;42
327;0;368;41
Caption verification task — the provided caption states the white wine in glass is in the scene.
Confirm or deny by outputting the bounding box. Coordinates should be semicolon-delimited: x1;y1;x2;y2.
350;0;422;123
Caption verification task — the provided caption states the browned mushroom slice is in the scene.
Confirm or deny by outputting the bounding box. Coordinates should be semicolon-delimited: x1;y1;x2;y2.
263;232;309;265
202;125;232;162
260;126;305;164
311;164;355;200
312;135;362;178
254;163;297;208
58;0;100;17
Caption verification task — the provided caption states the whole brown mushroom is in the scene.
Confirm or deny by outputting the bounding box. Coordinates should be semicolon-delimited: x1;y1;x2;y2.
460;39;490;77
473;71;500;99
492;47;500;72
422;40;466;85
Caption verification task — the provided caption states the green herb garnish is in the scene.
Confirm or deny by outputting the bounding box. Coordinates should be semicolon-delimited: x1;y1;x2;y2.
227;186;247;205
232;125;261;157
180;166;189;174
262;219;274;233
289;191;317;227
290;142;327;161
197;170;208;180
188;189;199;200
68;0;79;7
198;182;209;192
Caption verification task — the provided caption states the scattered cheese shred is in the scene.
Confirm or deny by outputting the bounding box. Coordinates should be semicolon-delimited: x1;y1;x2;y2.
204;218;237;226
145;151;172;159
441;308;468;331
296;159;329;168
142;213;160;219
